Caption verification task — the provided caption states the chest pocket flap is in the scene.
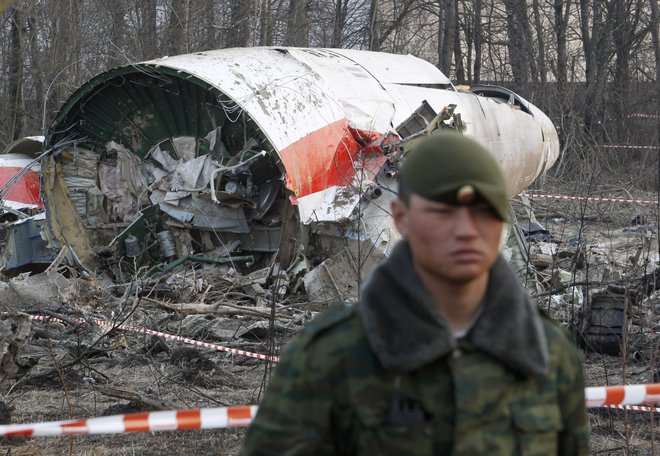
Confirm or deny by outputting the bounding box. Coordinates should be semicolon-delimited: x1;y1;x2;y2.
512;404;563;456
512;404;562;432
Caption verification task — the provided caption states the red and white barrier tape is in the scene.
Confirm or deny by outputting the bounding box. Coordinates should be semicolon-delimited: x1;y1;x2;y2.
629;113;660;119
585;383;660;408
3;384;660;437
29;315;279;363
608;404;660;413
0;406;258;437
524;193;658;205
598;144;659;150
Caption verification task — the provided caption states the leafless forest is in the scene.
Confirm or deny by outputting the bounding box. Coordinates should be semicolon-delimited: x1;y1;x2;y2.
1;1;660;455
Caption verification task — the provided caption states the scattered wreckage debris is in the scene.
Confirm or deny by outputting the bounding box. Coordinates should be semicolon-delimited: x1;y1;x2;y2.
0;261;305;407
0;137;52;273
0;313;31;383
3;47;558;305
514;194;660;359
1;48;656;387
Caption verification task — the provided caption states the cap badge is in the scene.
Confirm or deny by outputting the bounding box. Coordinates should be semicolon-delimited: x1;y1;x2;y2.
456;185;476;204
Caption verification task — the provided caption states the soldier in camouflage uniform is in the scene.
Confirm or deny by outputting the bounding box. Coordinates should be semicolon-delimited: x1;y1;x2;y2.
240;132;589;455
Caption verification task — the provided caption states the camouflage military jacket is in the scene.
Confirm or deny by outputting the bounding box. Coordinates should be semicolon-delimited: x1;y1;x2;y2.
240;242;589;455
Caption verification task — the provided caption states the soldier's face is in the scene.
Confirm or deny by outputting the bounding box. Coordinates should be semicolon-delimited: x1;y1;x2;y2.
392;194;503;285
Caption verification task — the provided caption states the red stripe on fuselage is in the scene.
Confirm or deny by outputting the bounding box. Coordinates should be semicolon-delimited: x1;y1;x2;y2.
279;119;364;197
0;167;42;208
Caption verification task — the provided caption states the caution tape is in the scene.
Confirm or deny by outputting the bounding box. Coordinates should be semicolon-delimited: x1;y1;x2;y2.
629;113;660;119
0;406;258;437
598;144;659;150
28;314;279;363
630;114;660;119
585;383;660;408
4;384;660;437
524;193;658;205
607;404;660;413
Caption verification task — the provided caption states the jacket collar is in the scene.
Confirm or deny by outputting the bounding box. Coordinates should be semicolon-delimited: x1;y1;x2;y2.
359;240;549;377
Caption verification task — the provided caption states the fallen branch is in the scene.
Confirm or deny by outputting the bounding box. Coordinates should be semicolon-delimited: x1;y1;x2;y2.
96;385;171;411
143;297;275;317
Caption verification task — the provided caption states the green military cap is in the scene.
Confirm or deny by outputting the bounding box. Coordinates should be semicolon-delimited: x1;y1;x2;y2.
399;131;509;221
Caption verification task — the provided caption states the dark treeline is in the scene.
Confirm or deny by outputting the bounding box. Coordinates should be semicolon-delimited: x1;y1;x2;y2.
1;0;658;185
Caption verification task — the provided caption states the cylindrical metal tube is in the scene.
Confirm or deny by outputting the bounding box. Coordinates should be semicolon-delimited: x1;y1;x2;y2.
124;235;140;257
156;231;177;259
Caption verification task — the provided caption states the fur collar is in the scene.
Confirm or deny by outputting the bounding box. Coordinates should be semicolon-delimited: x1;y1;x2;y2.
359;241;549;377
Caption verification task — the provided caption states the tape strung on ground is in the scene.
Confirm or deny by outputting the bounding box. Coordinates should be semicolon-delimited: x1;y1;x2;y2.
523;193;658;205
608;404;660;413
599;145;659;150
585;383;660;408
3;384;660;437
0;406;258;437
28;314;279;363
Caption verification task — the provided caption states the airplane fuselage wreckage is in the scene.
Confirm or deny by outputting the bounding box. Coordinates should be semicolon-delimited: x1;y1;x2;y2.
1;47;558;301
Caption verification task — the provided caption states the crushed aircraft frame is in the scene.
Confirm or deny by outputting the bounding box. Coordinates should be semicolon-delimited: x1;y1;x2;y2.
2;47;559;298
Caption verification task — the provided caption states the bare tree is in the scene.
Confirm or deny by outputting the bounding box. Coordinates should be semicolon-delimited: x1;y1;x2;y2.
553;0;572;86
367;0;420;52
470;0;483;83
163;0;188;56
368;0;379;49
285;0;309;46
452;1;465;83
136;0;159;59
332;0;348;47
652;0;660;88
105;0;127;64
198;0;219;50
227;0;253;48
502;0;537;90
530;0;546;83
7;6;27;141
44;0;82;120
259;0;274;46
438;0;456;76
579;0;612;135
609;0;646;141
0;0;658;159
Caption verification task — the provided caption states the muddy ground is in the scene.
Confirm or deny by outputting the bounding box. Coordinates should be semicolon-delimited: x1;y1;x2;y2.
1;188;659;455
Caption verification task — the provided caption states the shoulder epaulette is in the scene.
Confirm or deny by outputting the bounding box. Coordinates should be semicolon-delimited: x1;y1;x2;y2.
299;303;358;346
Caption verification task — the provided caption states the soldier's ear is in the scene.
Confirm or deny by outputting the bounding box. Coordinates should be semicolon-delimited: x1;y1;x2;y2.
391;198;408;236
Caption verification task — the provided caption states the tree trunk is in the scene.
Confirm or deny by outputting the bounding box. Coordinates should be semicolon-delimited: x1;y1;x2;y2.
7;7;27;141
531;0;546;83
580;0;611;135
651;0;660;99
106;0;127;64
332;0;348;48
453;1;465;84
164;0;188;56
201;0;218;51
45;0;81;121
285;0;308;46
503;0;536;91
259;0;273;46
473;0;482;84
138;0;159;59
554;0;571;85
26;13;44;133
439;0;456;76
647;0;659;182
373;0;419;51
227;0;252;48
368;0;379;50
609;0;643;141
